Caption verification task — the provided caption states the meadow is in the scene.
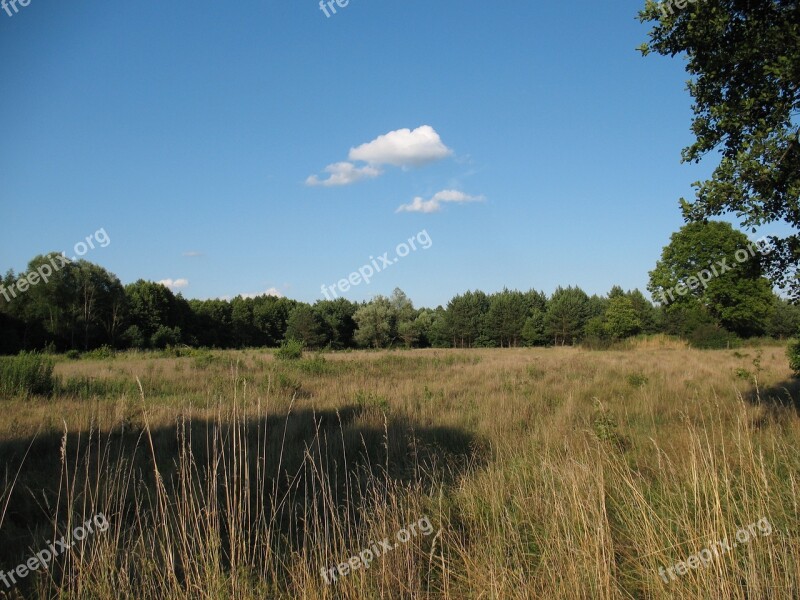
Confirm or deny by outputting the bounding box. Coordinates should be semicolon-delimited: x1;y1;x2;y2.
1;340;799;599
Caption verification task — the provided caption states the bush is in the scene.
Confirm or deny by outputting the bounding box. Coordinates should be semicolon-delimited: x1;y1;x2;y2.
626;373;648;387
58;376;133;399
121;325;147;349
275;339;304;361
273;372;302;393
0;352;55;397
193;352;218;370
65;349;81;360
151;326;182;349
82;345;116;360
788;340;800;376
687;324;740;349
296;354;332;375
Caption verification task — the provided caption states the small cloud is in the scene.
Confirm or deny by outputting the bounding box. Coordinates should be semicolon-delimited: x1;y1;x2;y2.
349;125;452;168
396;189;485;214
158;278;189;290
240;288;284;299
306;125;452;187
182;251;204;257
306;162;382;187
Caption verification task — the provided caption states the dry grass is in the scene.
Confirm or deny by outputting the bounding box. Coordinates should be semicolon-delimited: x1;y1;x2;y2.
0;344;798;598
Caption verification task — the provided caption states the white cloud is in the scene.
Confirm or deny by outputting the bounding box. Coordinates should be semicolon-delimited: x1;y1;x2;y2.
349;125;452;167
306;125;452;187
158;278;189;290
305;162;382;187
240;288;284;299
396;189;485;213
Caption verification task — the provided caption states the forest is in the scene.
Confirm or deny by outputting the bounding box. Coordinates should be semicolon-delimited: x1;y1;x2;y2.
2;221;798;354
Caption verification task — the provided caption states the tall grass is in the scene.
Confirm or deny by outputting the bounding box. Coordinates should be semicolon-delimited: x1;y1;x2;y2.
0;346;798;598
0;352;55;397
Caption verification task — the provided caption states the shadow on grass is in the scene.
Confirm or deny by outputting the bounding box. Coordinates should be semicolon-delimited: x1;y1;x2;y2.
748;377;800;412
0;403;486;595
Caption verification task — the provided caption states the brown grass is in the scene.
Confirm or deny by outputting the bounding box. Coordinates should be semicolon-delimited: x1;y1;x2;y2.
0;344;798;598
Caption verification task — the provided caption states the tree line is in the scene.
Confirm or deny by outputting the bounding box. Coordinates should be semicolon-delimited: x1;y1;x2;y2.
1;222;798;354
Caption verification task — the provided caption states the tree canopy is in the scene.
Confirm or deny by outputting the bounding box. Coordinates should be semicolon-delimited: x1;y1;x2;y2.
639;0;800;297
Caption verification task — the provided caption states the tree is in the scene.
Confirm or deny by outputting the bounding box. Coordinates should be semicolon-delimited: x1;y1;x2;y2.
545;286;589;345
314;298;357;349
125;280;183;343
627;289;659;334
604;295;642;340
486;289;529;347
445;291;489;348
768;296;800;339
425;307;451;348
639;0;800;297
521;290;549;346
390;288;417;347
285;304;326;349
521;311;547;346
353;297;394;348
649;221;774;337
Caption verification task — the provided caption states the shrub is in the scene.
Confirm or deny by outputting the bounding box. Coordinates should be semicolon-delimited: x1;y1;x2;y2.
275;339;304;361
296;354;332;375
65;349;81;360
0;352;55;397
193;352;218;370
121;325;147;349
273;372;302;393
687;324;740;349
788;340;800;376
354;390;389;411
82;345;116;360
626;373;648;387
151;326;182;349
58;376;133;399
592;399;628;451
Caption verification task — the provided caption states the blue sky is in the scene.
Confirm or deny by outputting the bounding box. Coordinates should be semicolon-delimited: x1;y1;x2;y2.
0;0;758;307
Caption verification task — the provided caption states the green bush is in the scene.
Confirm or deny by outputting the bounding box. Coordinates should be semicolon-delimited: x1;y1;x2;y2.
626;373;648;387
58;376;133;399
65;349;81;360
82;345;116;360
121;325;147;349
192;352;218;370
296;354;331;375
151;326;182;349
788;340;800;376
354;390;389;411
275;339;304;361
687;324;740;349
0;352;55;397
273;372;302;393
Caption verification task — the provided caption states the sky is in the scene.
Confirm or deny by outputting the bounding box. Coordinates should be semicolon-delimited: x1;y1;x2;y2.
0;0;772;307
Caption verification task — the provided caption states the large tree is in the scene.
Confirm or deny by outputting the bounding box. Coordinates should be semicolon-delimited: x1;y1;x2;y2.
639;0;800;297
353;297;395;349
445;291;489;348
545;286;590;346
648;221;774;336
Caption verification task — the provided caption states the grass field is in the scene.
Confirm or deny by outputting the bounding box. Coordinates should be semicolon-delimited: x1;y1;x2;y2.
1;340;799;598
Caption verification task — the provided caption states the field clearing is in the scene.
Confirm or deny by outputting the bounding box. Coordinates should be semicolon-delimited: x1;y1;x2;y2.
1;342;799;599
